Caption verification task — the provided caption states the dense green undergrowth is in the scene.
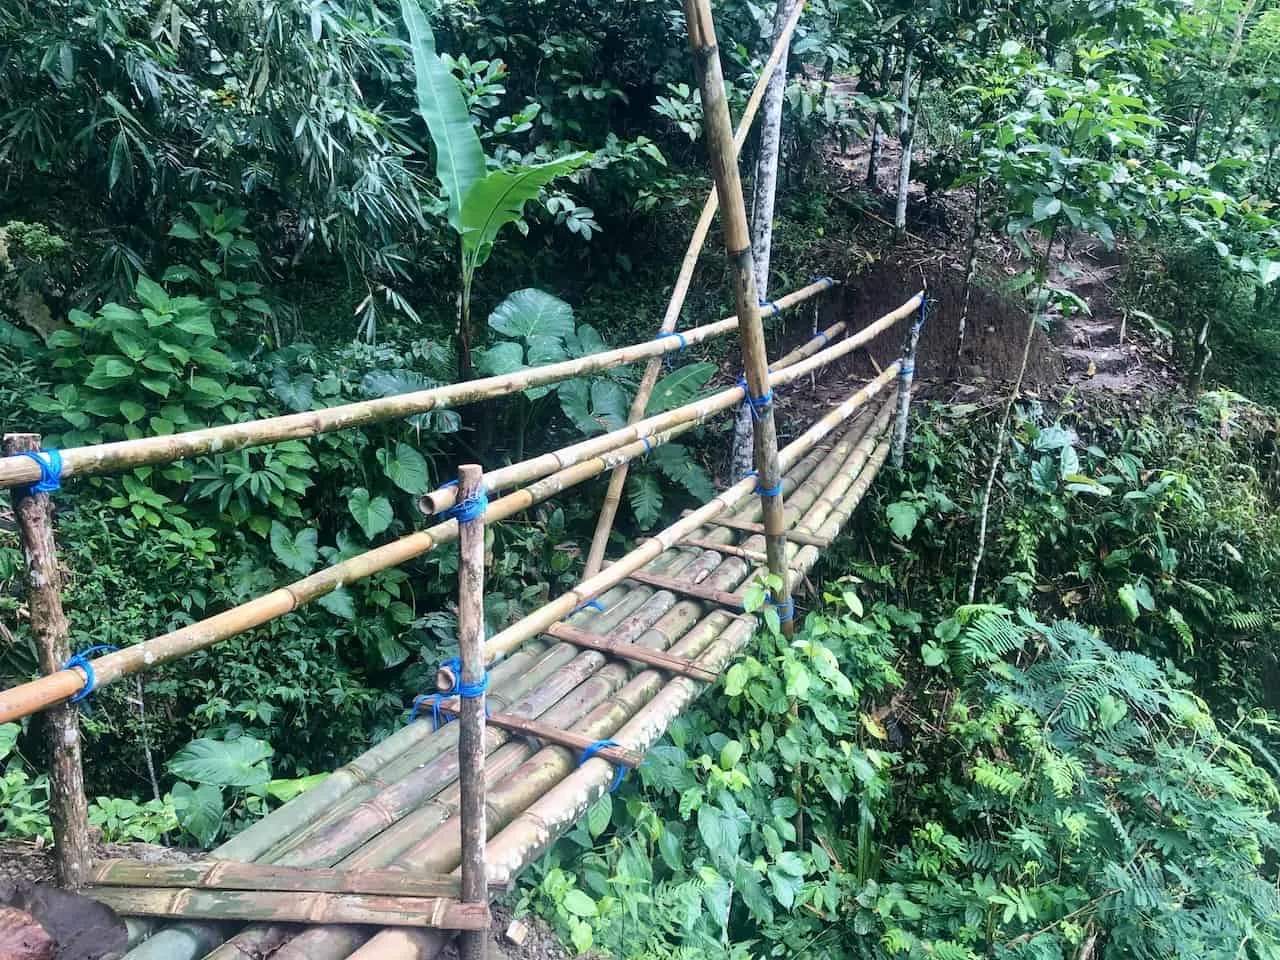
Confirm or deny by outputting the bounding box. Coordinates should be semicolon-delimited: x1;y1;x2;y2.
520;393;1280;959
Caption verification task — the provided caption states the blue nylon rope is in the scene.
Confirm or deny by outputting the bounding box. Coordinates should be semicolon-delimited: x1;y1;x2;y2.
655;331;688;351
440;657;490;699
575;599;606;615
63;645;120;704
408;693;454;730
816;331;830;347
767;594;796;624
442;486;488;523
579;739;627;792
736;376;773;422
18;449;62;495
813;275;835;287
914;297;929;333
746;470;782;497
759;298;780;318
641;437;653;454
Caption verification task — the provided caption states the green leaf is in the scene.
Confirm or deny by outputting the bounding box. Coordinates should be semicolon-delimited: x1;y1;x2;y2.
487;288;574;340
1032;195;1062;222
118;400;147;423
378;442;430;494
168;220;201;241
134;274;170;312
0;723;18;759
168;736;273;787
459;154;591;269
271;369;315;412
318;588;356;620
586;793;612;838
269;522;319;574
646;363;717;414
348;488;394;540
265;773;328;804
627;473;663;530
560;889;597;918
885;501;921;539
172;782;223;847
174;313;217;337
476;341;525;377
1117;583;1140;621
400;0;485;229
650;444;716;500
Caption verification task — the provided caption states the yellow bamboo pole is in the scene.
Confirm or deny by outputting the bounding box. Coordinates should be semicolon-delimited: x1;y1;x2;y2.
0;313;745;492
683;0;793;633
582;0;810;577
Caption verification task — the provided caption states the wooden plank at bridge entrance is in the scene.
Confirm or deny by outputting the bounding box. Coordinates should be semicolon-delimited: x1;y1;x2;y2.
86;885;491;929
546;623;721;682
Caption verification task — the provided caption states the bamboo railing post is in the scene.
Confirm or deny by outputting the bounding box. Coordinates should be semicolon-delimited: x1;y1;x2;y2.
582;0;808;578
891;298;926;468
3;433;90;887
683;0;794;634
454;464;489;960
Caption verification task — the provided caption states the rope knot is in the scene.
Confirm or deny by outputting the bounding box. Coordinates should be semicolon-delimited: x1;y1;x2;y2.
736;376;774;422
579;739;627;792
63;645;120;705
18;449;62;495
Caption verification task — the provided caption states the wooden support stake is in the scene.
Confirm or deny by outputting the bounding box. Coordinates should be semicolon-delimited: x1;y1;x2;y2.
892;300;925;468
546;623;721;682
683;0;794;635
624;569;747;610
436;703;645;767
4;433;90;888
455;463;488;960
680;511;830;548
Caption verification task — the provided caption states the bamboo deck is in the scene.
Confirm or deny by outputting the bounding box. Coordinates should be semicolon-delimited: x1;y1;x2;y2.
112;398;894;960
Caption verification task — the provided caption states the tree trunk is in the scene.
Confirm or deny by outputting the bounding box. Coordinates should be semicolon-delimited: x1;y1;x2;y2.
894;48;916;236
955;173;983;374
1190;314;1212;393
866;50;892;189
730;0;798;480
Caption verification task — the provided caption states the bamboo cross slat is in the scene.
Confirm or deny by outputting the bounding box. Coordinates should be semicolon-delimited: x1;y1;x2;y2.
681;512;830;547
624;569;747;610
675;537;768;563
87;886;490;929
435;703;645;767
545;623;720;682
86;860;490;898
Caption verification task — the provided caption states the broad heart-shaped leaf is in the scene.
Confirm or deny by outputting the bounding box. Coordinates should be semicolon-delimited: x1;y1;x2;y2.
1032;194;1061;222
377;442;429;494
459;153;591;269
318;587;356;620
348;487;393;540
269;522;319;574
168;736;273;787
476;341;525;378
885;501;921;539
558;378;632;436
646;362;718;414
172;781;223;847
400;0;484;229
488;288;575;341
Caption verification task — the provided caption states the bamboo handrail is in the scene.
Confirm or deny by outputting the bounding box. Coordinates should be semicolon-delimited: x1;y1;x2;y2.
583;0;810;576
0;311;747;491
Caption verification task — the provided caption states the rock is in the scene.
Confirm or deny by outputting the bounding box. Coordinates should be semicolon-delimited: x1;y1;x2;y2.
0;904;54;960
0;882;126;960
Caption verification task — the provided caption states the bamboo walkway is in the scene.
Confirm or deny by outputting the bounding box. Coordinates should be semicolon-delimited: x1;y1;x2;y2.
103;397;893;960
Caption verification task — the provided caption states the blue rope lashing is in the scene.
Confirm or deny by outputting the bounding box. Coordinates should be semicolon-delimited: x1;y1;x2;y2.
442;486;488;523
767;594;796;624
19;449;63;495
746;470;782;497
440;656;490;700
579;739;627;792
914;297;929;333
901;363;915;377
759;297;780;318
656;330;687;370
816;331;831;347
736;376;774;422
63;645;119;704
407;693;454;731
641;437;653;454
812;275;835;288
574;598;607;615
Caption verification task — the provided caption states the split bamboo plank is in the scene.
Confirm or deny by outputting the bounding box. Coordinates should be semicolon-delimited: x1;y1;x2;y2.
583;0;812;576
545;623;720;682
88;886;490;929
87;861;477;898
435;704;644;768
624;570;746;610
685;513;830;548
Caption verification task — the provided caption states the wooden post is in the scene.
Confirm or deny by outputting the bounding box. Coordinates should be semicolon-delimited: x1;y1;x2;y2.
3;433;90;887
683;0;795;635
455;464;488;960
891;300;925;468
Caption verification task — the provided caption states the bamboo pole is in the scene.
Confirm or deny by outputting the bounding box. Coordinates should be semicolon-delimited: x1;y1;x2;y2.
454;465;488;960
87;887;489;929
545;623;720;681
683;0;793;637
422;278;837;515
88;862;471;898
0;314;745;492
685;514;829;548
582;0;811;577
891;300;925;468
673;537;767;563
4;433;90;888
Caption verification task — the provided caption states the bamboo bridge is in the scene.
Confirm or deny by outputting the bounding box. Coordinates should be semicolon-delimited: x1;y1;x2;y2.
0;2;930;958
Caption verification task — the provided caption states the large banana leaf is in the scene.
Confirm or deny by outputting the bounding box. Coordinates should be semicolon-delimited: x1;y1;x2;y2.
459;152;591;269
400;0;485;229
